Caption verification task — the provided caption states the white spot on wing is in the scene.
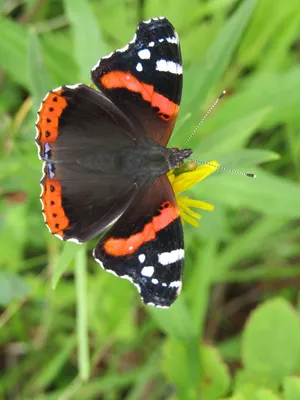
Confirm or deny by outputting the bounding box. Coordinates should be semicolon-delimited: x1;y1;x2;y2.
141;266;154;277
138;254;146;263
166;36;178;44
169;280;182;289
148;41;155;47
158;249;184;266
156;59;182;75
136;62;143;72
138;48;151;59
151;278;159;285
169;280;182;295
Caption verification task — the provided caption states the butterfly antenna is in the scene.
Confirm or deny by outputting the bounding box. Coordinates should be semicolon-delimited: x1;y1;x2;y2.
191;159;256;178
184;90;226;146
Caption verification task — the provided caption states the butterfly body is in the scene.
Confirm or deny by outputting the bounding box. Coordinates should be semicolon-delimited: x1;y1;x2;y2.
36;17;188;308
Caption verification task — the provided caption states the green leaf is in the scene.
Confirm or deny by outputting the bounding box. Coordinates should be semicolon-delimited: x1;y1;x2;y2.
42;34;79;85
283;376;300;400
218;335;242;362
186;239;217;336
242;298;300;384
223;395;247;400
28;28;52;110
149;296;197;341
0;17;29;86
214;149;280;168
238;0;300;65
33;336;76;390
216;216;287;275
203;67;300;134
64;0;105;81
161;338;199;400
192;108;271;157
233;372;262;400
0;272;30;305
197;168;300;218
180;0;255;137
199;345;231;400
254;389;281;400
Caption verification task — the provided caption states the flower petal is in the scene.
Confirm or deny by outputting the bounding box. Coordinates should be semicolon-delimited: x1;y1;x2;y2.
179;196;214;211
169;160;219;195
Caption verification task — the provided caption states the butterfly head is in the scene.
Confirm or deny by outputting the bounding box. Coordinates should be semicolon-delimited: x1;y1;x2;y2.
168;147;192;170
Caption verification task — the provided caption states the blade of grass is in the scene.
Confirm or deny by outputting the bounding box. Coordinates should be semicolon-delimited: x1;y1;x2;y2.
75;245;90;381
197;168;300;218
186;238;217;337
0;16;29;86
149;296;197;341
216;265;300;283
52;242;80;289
216;216;288;275
194;107;271;157
177;0;255;142
31;336;77;391
28;28;53;110
64;0;105;81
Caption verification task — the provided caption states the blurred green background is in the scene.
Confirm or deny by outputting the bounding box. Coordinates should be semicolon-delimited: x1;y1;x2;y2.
1;0;300;399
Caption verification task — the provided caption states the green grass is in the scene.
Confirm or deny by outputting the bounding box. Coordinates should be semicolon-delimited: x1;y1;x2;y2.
1;0;300;399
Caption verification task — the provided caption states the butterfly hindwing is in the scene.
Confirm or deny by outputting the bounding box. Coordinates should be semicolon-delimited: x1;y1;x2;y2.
94;174;184;308
91;17;182;146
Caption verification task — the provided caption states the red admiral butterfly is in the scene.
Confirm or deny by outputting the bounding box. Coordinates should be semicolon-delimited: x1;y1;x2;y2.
36;17;192;308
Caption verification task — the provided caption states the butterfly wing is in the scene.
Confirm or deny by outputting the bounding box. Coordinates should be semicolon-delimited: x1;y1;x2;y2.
94;174;184;308
36;84;140;242
91;17;182;146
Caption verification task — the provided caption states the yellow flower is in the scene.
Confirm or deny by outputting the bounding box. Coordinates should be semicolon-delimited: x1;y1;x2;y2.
168;160;219;227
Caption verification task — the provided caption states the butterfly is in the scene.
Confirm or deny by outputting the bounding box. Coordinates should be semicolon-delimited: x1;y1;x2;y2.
35;17;192;308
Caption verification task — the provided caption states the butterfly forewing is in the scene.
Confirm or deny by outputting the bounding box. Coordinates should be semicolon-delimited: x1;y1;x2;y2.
36;84;140;242
91;17;182;146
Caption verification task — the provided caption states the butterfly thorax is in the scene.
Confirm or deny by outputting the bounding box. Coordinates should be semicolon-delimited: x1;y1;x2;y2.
117;145;192;178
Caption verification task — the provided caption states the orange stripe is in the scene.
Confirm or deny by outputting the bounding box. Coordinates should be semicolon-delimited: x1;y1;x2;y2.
41;170;69;239
101;71;179;120
36;89;68;157
104;202;179;256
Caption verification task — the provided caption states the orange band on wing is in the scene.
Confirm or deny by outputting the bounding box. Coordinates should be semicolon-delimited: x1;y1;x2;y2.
104;201;179;256
100;72;179;121
41;171;69;239
36;89;68;157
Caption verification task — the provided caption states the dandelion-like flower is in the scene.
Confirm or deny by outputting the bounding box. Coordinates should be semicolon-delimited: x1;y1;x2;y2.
168;160;219;226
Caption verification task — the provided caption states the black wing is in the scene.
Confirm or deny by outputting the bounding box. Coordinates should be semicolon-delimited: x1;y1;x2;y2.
36;84;140;242
94;174;184;308
91;17;182;146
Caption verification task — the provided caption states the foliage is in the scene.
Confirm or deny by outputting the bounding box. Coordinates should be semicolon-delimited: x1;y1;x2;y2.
1;0;300;398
